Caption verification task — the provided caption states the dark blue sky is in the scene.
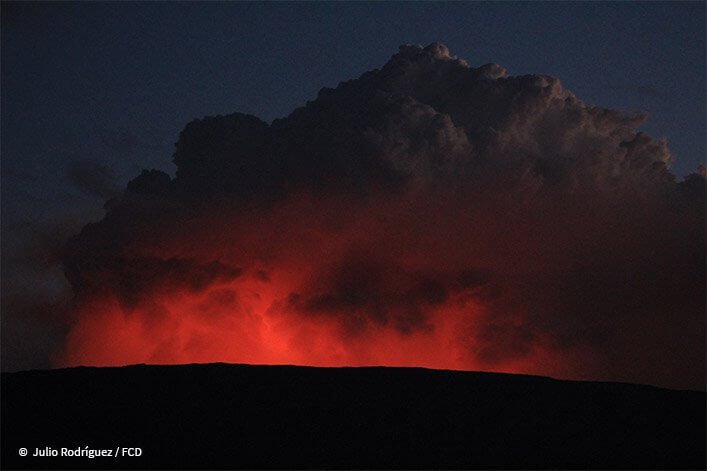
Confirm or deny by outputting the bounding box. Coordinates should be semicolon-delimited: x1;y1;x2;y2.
1;2;705;300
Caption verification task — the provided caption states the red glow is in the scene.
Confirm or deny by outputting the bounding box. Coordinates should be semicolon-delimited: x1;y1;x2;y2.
55;190;598;380
58;270;466;367
56;267;586;379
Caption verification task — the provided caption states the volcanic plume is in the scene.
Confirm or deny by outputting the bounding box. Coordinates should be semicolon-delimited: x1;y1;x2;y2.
59;43;705;390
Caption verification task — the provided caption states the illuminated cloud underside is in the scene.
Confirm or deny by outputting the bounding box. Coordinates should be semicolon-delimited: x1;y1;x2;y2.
60;44;705;389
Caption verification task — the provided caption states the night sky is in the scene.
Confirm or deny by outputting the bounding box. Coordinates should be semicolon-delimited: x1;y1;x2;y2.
1;2;705;389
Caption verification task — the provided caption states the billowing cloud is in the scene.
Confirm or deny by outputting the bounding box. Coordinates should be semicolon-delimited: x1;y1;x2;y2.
58;43;705;389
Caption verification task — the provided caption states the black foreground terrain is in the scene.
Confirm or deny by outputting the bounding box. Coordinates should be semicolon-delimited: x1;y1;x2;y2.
2;363;705;469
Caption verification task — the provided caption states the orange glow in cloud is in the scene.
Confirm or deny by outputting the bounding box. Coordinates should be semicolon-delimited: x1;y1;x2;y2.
57;270;476;369
57;189;605;381
56;261;584;381
56;44;705;390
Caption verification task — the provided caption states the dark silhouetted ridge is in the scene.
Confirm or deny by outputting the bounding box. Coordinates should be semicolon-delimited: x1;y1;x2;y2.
2;363;704;469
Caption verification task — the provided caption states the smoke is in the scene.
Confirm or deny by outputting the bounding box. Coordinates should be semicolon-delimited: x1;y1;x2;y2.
58;43;705;389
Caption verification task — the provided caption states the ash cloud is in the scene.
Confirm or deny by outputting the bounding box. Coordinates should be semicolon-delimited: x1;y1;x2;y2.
64;255;242;310
60;43;705;389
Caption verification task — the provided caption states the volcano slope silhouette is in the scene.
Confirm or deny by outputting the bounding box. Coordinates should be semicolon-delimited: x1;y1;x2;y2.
2;364;704;469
